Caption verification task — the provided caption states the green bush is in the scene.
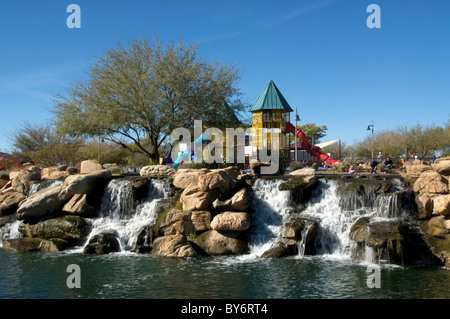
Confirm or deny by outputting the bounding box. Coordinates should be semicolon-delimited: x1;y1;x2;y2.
186;232;198;242
334;156;361;173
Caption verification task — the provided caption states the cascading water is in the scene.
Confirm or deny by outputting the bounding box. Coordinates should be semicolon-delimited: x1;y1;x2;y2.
300;180;358;259
0;180;65;247
0;219;21;248
299;178;415;262
248;177;416;264
79;178;170;253
247;179;292;257
28;179;64;197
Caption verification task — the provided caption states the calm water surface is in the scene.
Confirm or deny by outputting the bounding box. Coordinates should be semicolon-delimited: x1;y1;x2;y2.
0;249;448;299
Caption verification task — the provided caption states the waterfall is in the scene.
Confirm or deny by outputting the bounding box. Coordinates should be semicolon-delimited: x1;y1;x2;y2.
248;179;292;257
301;180;354;258
247;177;415;264
300;179;413;261
80;178;170;253
28;179;64;197
0;180;65;246
0;219;21;247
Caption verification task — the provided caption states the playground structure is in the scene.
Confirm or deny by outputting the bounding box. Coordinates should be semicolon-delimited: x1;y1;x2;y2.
249;80;341;168
285;122;341;166
170;79;341;170
172;131;211;169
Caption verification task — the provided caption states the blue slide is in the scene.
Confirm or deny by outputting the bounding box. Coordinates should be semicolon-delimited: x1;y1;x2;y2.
173;132;210;169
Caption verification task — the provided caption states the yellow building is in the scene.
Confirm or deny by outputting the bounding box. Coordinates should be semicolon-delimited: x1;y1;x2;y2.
250;80;293;149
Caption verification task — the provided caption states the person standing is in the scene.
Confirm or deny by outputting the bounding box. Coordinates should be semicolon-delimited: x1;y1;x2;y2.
377;152;383;164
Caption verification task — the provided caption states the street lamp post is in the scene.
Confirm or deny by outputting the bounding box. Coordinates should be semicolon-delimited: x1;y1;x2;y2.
367;120;374;161
98;135;104;164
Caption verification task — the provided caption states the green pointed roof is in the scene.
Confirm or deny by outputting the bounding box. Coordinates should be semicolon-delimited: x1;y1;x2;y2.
250;80;293;112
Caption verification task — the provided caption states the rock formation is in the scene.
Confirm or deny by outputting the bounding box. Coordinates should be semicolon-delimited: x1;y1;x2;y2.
147;166;251;258
408;157;450;267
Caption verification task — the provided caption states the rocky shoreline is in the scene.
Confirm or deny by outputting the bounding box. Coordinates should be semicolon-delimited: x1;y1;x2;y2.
0;158;449;268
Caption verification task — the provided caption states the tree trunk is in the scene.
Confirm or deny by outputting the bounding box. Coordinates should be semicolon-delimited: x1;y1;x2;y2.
149;151;160;164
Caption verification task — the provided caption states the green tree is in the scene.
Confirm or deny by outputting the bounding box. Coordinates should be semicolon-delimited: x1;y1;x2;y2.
76;140;131;165
355;128;406;160
53;36;243;163
321;140;350;160
296;123;328;143
11;122;84;167
403;123;447;160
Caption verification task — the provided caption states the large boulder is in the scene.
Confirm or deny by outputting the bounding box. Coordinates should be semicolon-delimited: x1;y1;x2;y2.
419;217;450;266
16;186;66;221
413;171;448;195
432;195;450;216
197;167;240;194
194;230;248;256
279;175;318;205
415;194;434;219
62;194;99;217
10;166;41;195
261;242;289;258
127;177;151;203
0;214;16;228
41;166;69;180
289;168;316;176
210;212;251;231
172;169;209;189
405;163;432;178
80;160;103;174
83;231;121;255
0;175;9;190
19;215;91;246
190;211;211;232
41;165;67;177
432;157;450;176
155;209;196;236
420;216;450;238
41;171;69;181
58;170;112;201
0;190;26;216
350;218;403;261
2;238;67;252
180;186;220;211
281;218;303;245
151;234;197;258
140;165;175;178
133;225;154;253
212;188;250;212
280;217;318;255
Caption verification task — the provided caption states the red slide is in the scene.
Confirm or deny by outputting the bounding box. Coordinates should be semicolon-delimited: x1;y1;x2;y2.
286;122;341;165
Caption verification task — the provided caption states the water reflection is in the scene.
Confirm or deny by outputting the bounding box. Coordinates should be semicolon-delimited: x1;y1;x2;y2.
0;250;449;299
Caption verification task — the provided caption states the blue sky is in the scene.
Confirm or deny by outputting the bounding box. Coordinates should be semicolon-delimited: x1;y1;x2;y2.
0;0;449;153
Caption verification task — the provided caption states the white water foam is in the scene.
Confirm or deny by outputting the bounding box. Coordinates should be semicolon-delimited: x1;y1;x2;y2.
74;178;170;253
28;179;64;197
0;219;22;247
299;179;412;263
246;178;292;258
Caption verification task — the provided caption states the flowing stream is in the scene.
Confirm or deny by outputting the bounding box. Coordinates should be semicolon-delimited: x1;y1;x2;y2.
75;178;170;253
248;178;416;264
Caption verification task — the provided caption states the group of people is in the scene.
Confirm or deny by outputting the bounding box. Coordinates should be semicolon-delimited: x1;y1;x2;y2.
370;152;395;174
347;152;396;174
348;152;437;175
